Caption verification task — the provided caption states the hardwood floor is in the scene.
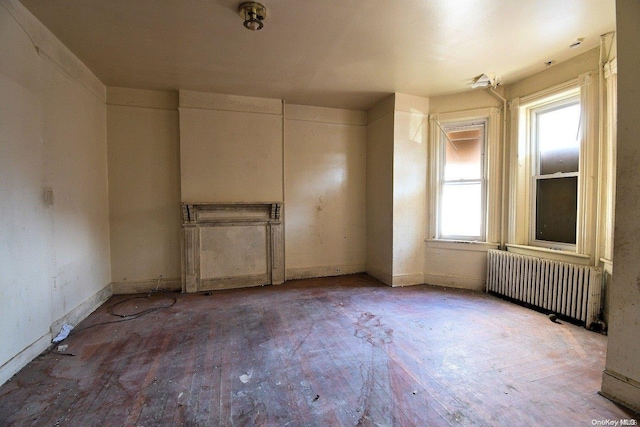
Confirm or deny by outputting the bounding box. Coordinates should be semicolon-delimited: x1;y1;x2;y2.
0;274;636;426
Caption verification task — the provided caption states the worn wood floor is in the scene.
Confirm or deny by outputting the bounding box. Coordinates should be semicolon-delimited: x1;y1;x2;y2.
0;274;636;426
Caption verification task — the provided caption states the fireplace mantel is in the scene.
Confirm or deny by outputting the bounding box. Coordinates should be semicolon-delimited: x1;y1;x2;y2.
181;202;284;293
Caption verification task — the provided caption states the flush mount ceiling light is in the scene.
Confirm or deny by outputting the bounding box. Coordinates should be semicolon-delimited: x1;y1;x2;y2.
238;2;267;31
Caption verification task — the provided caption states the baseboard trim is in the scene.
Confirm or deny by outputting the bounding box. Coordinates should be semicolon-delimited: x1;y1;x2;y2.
423;272;485;291
286;264;365;281
111;278;181;295
50;285;112;337
0;333;51;387
600;369;640;413
366;266;393;286
1;284;113;387
391;273;424;287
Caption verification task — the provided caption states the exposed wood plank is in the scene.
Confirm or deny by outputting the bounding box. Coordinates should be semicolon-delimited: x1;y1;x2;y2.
0;274;636;426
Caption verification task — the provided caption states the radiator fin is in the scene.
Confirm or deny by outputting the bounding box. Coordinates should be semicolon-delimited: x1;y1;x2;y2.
486;249;602;328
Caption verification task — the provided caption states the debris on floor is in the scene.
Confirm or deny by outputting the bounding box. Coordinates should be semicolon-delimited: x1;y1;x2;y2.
52;323;73;343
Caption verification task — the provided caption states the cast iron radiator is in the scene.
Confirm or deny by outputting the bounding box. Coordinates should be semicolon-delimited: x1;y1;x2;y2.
486;249;602;328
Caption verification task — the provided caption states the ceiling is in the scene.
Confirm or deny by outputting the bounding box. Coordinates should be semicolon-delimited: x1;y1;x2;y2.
19;0;616;110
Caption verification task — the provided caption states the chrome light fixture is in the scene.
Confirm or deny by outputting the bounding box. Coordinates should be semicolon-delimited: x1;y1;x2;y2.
238;2;267;31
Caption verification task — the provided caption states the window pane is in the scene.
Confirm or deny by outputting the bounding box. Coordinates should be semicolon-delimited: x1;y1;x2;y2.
440;182;482;238
535;176;578;244
444;128;483;180
538;103;580;174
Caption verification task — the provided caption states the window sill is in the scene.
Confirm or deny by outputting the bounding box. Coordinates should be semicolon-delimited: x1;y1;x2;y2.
506;244;591;265
425;239;499;252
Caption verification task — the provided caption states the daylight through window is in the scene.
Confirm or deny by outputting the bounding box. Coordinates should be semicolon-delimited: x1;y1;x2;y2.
439;123;486;240
531;97;581;245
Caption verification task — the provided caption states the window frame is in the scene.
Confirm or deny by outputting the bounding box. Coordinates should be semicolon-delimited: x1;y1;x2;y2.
509;73;599;262
437;120;488;241
428;107;501;245
529;94;581;250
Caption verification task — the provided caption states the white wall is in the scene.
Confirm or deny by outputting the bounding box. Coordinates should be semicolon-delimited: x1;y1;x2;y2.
179;92;370;283
392;94;428;286
0;0;110;385
366;96;395;284
107;88;181;294
425;91;502;290
365;94;429;287
504;48;600;100
179;91;283;203
429;90;501;114
601;0;640;412
284;105;367;279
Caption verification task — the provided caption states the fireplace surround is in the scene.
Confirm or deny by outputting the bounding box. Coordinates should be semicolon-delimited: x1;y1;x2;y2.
181;202;284;292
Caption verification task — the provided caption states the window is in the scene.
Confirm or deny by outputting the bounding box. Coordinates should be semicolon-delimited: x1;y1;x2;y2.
438;121;486;240
429;108;500;245
510;75;599;258
531;97;580;246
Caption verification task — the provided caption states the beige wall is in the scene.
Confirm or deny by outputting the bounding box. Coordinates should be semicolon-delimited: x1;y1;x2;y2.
365;94;429;286
425;92;502;290
0;0;110;385
108;91;371;287
429;89;501;115
423;49;602;291
366;96;395;284
2;0;632;399
179;91;283;203
392;94;428;286
42;60;110;325
424;247;492;289
601;0;640;412
284;105;367;279
107;88;181;293
504;48;600;100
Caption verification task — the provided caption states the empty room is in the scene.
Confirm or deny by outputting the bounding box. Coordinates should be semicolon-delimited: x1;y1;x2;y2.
1;0;639;425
